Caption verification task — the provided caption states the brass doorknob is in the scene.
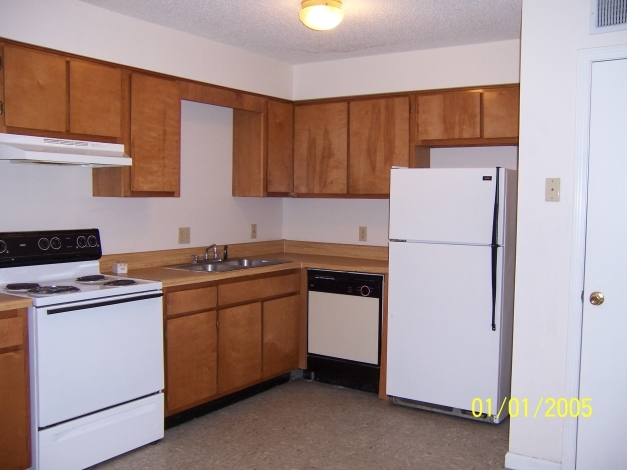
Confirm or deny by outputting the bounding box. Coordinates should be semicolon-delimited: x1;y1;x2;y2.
590;291;604;305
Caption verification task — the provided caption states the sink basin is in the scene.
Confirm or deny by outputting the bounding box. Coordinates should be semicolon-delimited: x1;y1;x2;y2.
164;258;289;273
221;258;288;268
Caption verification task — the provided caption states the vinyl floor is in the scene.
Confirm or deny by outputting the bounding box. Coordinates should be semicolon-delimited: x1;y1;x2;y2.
92;379;509;470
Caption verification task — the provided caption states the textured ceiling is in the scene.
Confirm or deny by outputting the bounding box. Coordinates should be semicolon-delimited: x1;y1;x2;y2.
79;0;522;64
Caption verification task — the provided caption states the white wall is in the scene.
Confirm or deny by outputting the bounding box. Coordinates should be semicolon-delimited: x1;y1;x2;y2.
282;199;390;246
0;101;283;255
507;1;627;468
430;146;518;170
0;0;292;99
293;40;521;100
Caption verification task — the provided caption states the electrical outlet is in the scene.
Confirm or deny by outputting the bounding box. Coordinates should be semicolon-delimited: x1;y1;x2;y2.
545;178;561;202
359;226;367;242
251;224;257;239
178;227;191;244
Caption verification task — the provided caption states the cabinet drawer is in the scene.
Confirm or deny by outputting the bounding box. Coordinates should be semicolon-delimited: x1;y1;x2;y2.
0;316;23;349
166;286;217;316
218;272;299;306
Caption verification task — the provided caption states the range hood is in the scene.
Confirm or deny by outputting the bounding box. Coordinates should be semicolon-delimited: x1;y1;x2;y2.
0;133;132;167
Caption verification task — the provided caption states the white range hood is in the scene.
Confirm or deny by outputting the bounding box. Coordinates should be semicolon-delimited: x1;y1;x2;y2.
0;133;131;167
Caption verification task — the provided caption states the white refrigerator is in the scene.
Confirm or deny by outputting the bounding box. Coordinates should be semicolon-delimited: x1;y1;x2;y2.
386;167;517;424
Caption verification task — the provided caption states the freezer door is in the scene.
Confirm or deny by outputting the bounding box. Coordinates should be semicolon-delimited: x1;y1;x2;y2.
386;241;503;411
389;168;501;245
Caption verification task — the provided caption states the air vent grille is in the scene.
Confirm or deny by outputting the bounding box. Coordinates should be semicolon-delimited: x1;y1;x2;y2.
591;0;627;33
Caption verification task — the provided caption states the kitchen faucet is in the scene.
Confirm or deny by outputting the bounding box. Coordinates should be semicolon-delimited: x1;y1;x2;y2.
205;244;218;260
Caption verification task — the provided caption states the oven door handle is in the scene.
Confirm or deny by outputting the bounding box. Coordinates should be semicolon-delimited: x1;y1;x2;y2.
46;292;163;315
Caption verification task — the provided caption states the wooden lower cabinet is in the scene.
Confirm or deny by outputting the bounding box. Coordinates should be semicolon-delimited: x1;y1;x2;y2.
263;295;300;378
217;302;263;394
0;309;31;470
164;271;301;416
165;310;217;414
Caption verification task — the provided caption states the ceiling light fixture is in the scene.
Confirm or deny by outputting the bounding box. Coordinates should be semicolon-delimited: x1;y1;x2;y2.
299;0;344;31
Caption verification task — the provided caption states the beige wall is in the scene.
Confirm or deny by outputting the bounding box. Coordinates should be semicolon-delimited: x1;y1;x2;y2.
506;1;627;468
293;39;520;100
0;0;293;99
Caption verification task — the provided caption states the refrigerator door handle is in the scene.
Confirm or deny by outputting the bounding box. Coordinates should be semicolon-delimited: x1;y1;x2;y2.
490;168;501;331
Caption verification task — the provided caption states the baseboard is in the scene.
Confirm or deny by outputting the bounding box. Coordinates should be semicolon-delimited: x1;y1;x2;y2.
505;452;562;470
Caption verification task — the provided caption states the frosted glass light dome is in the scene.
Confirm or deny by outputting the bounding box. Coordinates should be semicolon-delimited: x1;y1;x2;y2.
299;0;344;31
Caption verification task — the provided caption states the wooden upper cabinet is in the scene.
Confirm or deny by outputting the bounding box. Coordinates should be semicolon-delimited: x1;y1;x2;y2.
69;59;122;137
130;73;181;193
349;97;410;194
266;100;294;194
232;109;264;197
4;45;67;132
294;102;348;194
3;45;123;138
483;87;520;139
416;91;481;141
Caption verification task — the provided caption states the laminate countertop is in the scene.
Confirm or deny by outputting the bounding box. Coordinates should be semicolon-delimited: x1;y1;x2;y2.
0;252;388;308
113;252;389;289
0;293;32;311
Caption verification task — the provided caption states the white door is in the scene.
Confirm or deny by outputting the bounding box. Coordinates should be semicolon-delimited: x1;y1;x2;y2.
576;58;627;468
389;167;500;244
386;241;502;412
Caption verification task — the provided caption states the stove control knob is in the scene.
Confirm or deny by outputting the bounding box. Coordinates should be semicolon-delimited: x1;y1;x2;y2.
38;238;50;250
360;285;371;297
87;235;98;247
77;236;86;248
0;240;6;254
50;237;62;250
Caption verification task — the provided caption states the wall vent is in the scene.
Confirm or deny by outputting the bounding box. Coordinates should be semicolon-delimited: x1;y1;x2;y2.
591;0;627;34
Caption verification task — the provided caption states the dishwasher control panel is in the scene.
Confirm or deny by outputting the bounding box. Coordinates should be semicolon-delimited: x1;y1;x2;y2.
308;269;382;298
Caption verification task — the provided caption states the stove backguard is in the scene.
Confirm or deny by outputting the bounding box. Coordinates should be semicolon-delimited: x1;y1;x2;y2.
0;229;102;268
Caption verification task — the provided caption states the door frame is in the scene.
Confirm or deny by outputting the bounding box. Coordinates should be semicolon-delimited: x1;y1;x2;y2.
563;44;627;470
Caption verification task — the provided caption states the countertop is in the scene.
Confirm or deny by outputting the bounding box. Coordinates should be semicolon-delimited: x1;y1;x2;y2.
0;293;32;311
0;251;388;308
112;252;388;289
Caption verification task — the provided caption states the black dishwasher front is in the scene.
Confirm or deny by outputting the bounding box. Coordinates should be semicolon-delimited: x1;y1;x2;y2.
306;269;383;393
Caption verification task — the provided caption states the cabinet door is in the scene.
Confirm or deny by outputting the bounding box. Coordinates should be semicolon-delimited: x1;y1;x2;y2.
294;102;348;194
130;73;181;193
263;295;300;378
267;100;294;194
483;87;520;139
218;303;262;393
4;45;66;132
165;311;217;413
417;91;480;141
349;97;409;194
232;109;264;197
0;311;30;470
69;59;122;137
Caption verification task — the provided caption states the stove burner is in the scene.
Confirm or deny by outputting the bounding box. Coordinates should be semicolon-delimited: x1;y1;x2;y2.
103;279;137;287
28;285;81;295
6;283;41;291
76;275;107;283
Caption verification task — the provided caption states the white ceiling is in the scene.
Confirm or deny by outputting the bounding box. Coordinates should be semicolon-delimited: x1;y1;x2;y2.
79;0;522;65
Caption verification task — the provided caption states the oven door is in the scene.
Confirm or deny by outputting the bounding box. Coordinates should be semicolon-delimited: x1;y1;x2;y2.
32;292;164;428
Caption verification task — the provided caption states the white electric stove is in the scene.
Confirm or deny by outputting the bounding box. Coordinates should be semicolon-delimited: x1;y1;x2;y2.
0;229;164;470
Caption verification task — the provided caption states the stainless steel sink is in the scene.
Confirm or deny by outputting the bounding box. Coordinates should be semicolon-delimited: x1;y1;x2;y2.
164;258;289;273
221;258;288;268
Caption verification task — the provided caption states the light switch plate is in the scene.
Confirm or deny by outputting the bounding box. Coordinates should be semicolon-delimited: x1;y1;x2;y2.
359;226;367;242
545;178;561;202
251;224;257;239
178;227;191;244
